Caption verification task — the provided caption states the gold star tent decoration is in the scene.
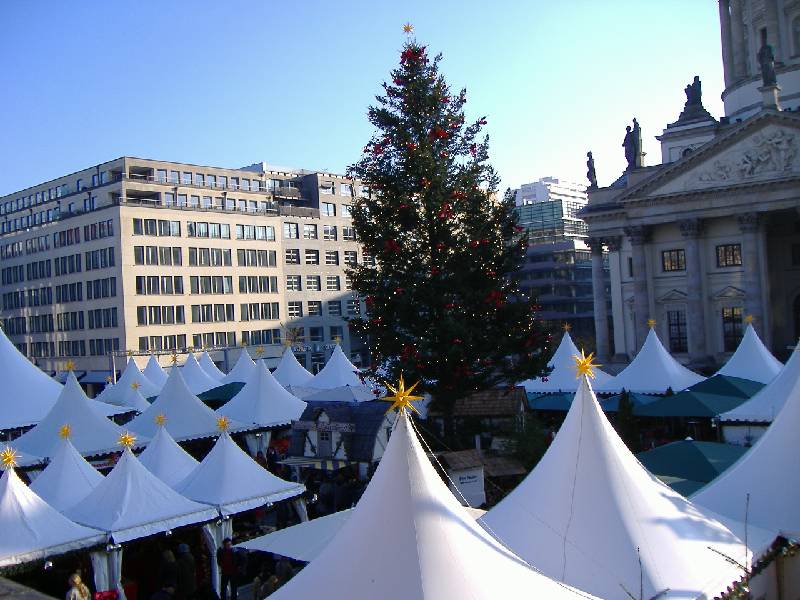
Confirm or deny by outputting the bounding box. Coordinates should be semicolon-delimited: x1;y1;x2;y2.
106;375;114;384
217;416;230;432
154;414;166;427
647;318;657;328
65;360;75;372
573;350;601;380
127;350;133;357
562;323;572;332
171;351;178;364
118;431;136;448
131;382;140;390
403;22;414;35
59;424;72;439
255;346;265;357
744;314;754;324
1;446;19;469
380;374;423;415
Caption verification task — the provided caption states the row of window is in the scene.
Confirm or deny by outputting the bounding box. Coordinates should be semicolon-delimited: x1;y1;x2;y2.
133;218;181;237
137;305;187;326
665;306;744;353
138;334;188;352
283;222;340;241
2;287;52;310
660;244;743;273
84;219;115;241
155;169;292;193
286;299;360;318
133;246;183;266
189;247;232;267
165;193;278;214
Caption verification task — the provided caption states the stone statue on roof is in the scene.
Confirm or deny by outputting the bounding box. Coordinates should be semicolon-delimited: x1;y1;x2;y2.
684;76;702;107
758;42;777;87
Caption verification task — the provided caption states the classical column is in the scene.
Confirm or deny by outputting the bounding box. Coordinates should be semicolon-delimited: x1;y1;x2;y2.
624;226;651;351
680;219;708;365
719;0;734;85
738;213;765;335
587;237;610;361
730;0;746;79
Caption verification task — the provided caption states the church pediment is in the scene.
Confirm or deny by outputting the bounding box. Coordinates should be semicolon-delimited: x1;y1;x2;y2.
621;113;800;199
656;289;688;303
712;285;746;300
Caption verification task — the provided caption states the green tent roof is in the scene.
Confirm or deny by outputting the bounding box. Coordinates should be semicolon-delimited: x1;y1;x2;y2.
685;374;764;399
527;392;574;411
600;392;661;412
634;390;751;418
636;440;747;495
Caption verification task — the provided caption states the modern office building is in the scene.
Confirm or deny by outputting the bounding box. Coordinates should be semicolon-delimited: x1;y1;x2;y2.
0;157;369;375
513;178;610;344
583;0;800;365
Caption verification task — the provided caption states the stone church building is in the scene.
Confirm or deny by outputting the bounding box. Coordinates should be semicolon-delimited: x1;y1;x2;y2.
584;0;800;366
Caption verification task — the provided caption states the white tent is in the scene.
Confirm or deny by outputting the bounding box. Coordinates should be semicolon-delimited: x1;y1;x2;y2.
66;445;217;543
217;361;306;428
127;368;247;442
238;506;486;563
199;352;225;382
310;345;363;389
272;347;314;387
521;332;613;393
179;353;220;395
481;375;762;600
715;323;782;384
96;358;160;404
221;350;256;384
14;373;133;459
719;343;800;425
693;367;800;539
112;385;151;413
0;463;105;568
176;430;304;516
29;437;104;512
594;328;705;394
269;410;597;600
143;355;169;389
137;425;199;488
0;327;63;430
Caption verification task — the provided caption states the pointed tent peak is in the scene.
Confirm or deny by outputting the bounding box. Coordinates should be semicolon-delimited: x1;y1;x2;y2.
482;374;751;600
180;352;220;395
715;323;782;384
137;425;199;488
594;327;705;394
221;349;256;384
270;406;597;600
217;360;306;427
547;330;580;369
143;355;169;387
198;352;225;382
521;338;612;394
96;358;160;404
117;385;151;413
272;347;314;387
29;437;104;512
176;425;304;516
65;441;217;543
310;345;363;389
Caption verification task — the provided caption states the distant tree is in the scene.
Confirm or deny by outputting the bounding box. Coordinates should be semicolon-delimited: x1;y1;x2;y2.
616;389;641;452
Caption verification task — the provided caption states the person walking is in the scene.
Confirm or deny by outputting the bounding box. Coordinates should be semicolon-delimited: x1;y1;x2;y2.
216;538;237;600
175;544;197;600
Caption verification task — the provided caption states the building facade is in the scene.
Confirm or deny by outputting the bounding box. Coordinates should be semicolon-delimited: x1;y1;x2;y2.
0;157;369;374
514;177;610;344
583;0;800;366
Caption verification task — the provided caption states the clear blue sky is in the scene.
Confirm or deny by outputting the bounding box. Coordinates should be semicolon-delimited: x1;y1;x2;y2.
0;0;724;195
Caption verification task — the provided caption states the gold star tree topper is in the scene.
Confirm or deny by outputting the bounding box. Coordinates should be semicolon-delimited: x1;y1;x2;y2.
154;414;166;426
118;431;136;448
59;424;72;439
380;374;423;415
1;446;19;469
217;416;230;432
573;350;601;380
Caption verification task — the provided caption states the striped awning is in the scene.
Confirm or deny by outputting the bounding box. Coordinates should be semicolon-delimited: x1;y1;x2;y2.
279;456;355;471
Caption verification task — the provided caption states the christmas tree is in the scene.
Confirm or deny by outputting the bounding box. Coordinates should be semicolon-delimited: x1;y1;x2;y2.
347;36;551;431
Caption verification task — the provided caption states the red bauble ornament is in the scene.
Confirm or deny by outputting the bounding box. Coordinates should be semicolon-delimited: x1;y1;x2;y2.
421;177;431;187
435;242;446;250
469;143;477;156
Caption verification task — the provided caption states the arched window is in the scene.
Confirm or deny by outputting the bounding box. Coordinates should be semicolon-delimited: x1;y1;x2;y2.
792;16;800;56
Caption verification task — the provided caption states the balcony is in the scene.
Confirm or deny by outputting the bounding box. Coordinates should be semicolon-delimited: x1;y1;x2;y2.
123;173;304;199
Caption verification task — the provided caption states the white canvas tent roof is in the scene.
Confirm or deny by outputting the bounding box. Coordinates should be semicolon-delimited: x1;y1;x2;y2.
221;350;256;384
66;446;217;543
127;368;246;442
238;506;486;563
199;352;225;382
521;332;613;393
96;358;160;404
272;347;314;387
29;437;104;512
594;328;705;394
111;385;151;413
715;324;782;384
217;361;306;427
0;464;105;568
693;366;800;539
14;373;132;459
0;327;63;430
179;353;220;395
719;343;800;424
310;345;362;389
481;375;760;600
176;430;304;516
143;355;169;388
269;410;597;600
137;425;199;488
